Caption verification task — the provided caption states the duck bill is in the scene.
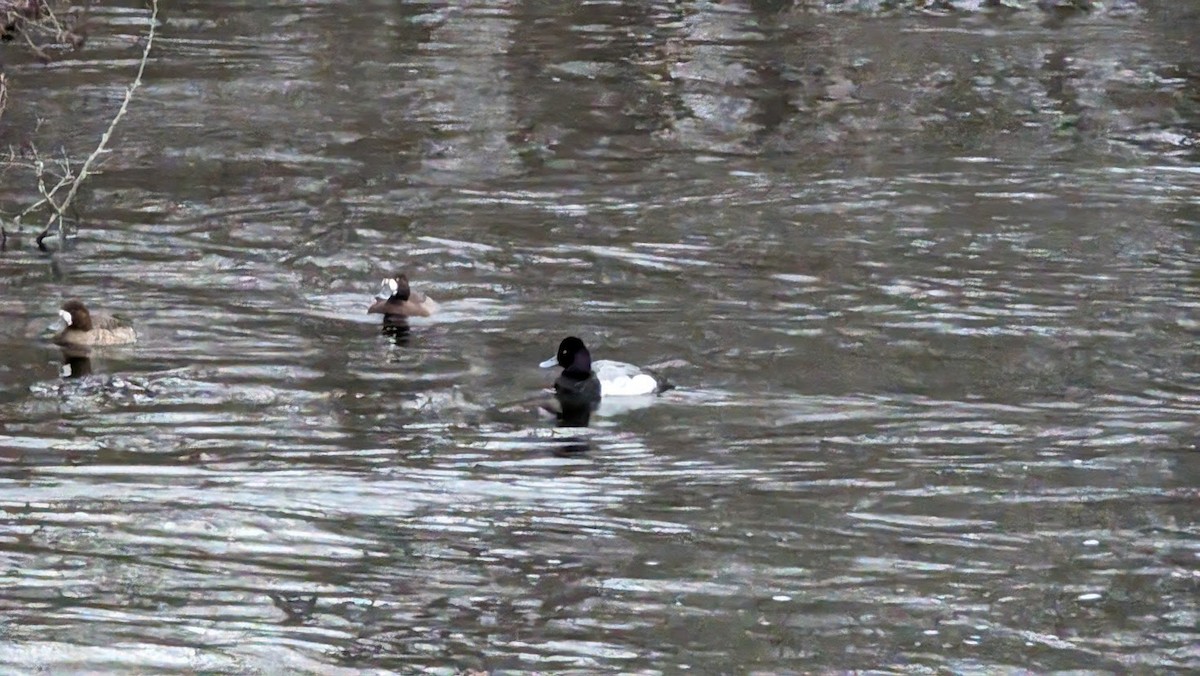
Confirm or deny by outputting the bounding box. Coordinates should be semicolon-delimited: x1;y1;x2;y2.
378;279;399;299
538;357;558;368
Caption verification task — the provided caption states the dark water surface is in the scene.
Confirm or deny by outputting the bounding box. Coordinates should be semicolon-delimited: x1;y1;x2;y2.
1;1;1198;672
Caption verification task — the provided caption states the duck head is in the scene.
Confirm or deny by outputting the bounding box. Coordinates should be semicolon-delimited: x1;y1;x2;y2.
59;299;93;331
540;336;593;377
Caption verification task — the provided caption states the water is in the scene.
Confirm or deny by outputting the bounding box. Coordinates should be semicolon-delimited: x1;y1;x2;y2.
1;1;1197;672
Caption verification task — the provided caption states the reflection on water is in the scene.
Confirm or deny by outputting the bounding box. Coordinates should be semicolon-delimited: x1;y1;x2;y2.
0;0;1198;672
552;392;597;429
59;349;92;379
380;317;412;347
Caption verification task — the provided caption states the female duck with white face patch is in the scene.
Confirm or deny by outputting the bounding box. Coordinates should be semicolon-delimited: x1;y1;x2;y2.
54;299;137;347
367;274;439;318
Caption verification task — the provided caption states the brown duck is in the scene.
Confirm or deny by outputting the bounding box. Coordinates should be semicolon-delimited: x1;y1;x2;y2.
367;274;438;318
54;299;137;346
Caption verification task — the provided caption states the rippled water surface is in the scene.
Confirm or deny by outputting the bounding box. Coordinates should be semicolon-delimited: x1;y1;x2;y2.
1;0;1198;672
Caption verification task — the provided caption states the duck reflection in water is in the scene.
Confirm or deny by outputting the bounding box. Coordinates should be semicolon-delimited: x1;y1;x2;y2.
380;316;412;346
545;394;596;456
531;387;597;453
58;346;93;379
550;389;598;428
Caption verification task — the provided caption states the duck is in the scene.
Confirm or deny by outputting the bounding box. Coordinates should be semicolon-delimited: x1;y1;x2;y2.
539;336;669;398
367;274;439;318
53;299;137;346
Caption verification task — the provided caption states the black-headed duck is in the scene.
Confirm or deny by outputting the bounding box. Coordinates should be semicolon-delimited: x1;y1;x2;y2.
539;336;669;398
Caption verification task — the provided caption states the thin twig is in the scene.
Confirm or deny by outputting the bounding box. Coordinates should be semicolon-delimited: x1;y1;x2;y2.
2;1;85;52
21;27;51;61
36;0;158;249
0;75;6;244
0;70;12;243
19;147;74;220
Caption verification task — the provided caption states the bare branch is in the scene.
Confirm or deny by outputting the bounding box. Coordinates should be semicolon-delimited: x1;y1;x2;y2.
22;28;50;61
35;0;158;249
15;144;74;222
1;1;87;56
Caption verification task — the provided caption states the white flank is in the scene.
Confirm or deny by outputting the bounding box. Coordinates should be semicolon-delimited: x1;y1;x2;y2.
600;373;658;397
594;360;659;396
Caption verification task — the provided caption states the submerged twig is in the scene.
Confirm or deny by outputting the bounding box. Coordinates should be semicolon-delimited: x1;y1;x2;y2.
33;0;157;250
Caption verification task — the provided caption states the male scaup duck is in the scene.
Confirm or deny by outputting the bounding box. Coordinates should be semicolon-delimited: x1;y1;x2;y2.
367;274;439;318
540;336;669;398
53;299;137;346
